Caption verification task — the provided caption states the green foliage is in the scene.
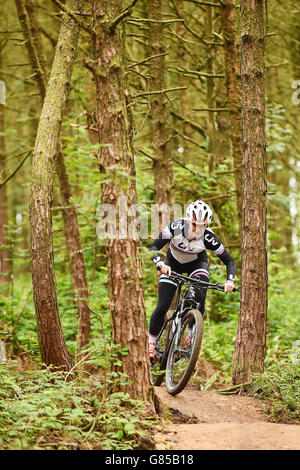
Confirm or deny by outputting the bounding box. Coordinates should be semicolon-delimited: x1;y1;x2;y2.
266;251;300;353
266;105;292;157
250;352;300;423
201;312;238;377
191;258;300;423
0;353;158;450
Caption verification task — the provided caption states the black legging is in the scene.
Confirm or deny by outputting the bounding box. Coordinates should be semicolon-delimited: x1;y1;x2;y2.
149;251;209;337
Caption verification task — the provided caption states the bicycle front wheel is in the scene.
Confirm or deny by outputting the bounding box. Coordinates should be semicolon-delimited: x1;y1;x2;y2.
165;309;203;395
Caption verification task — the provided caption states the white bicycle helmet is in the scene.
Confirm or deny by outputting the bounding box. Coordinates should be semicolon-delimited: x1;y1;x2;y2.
186;200;213;225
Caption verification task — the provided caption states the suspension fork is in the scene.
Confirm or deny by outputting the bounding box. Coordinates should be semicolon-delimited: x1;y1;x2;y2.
174;280;183;313
169;281;185;350
157;281;184;354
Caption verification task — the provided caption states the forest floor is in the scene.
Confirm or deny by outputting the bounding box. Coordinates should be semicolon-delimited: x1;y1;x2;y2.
152;368;300;450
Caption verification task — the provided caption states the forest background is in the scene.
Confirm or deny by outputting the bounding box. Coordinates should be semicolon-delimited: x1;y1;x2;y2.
0;0;299;450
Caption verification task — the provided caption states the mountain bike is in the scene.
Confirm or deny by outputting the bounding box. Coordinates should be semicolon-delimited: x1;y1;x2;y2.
151;270;239;396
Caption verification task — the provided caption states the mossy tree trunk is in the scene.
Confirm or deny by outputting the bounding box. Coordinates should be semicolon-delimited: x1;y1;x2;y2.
232;0;268;384
146;0;174;219
29;0;82;369
17;0;90;354
205;5;218;174
92;0;154;404
176;0;189;160
221;0;242;238
0;51;10;286
55;146;90;352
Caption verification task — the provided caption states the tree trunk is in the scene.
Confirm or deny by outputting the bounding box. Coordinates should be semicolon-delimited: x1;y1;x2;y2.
29;0;82;369
14;0;46;98
205;5;218;173
24;0;48;76
0;59;10;286
221;0;243;238
17;0;90;353
55;146;90;351
92;0;154;403
176;0;189;161
232;0;268;385
146;0;174;221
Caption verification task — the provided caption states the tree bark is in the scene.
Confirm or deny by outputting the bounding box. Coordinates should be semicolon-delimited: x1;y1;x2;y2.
205;5;218;173
55;146;90;351
92;0;154;403
146;0;174;219
176;0;189;160
221;0;243;238
232;0;268;384
29;0;82;369
17;0;90;353
14;0;47;98
24;0;48;76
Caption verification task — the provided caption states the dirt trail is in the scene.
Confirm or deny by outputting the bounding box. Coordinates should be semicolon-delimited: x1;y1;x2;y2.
154;387;300;450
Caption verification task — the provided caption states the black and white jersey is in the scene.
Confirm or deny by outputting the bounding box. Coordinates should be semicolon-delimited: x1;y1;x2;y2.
149;218;236;281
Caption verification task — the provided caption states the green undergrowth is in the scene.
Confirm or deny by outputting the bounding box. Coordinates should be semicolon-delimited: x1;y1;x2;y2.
249;257;300;423
0;352;159;450
249;351;300;423
192;259;300;424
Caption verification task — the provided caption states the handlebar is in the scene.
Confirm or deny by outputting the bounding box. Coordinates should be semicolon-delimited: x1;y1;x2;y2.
169;270;239;292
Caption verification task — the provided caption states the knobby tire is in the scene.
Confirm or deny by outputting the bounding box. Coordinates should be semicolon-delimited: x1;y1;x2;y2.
165;308;203;395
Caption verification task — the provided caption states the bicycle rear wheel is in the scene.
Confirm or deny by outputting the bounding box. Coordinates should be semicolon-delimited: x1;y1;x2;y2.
165;309;203;395
151;312;172;387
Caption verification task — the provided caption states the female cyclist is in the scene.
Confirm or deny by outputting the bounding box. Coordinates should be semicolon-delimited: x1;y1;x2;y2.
148;200;236;360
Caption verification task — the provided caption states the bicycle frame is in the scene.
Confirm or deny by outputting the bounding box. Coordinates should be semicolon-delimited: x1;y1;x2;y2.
155;277;198;361
155;281;183;356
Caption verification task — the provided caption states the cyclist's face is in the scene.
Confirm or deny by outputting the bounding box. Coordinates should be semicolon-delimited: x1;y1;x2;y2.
191;222;207;234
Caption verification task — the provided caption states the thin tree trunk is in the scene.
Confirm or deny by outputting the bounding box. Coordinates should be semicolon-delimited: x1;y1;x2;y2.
29;0;82;369
14;0;46;98
221;0;242;238
205;5;218;174
146;0;174;219
92;0;154;404
232;0;268;384
16;0;90;352
55;146;90;351
24;0;48;76
176;0;189;160
0;54;10;285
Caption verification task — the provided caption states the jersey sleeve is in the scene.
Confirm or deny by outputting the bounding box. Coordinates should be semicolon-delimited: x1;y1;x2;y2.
204;230;236;281
148;219;187;268
148;221;174;268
